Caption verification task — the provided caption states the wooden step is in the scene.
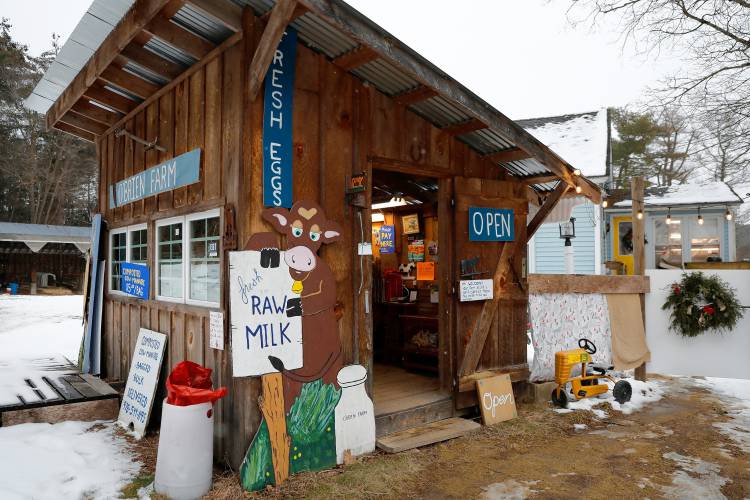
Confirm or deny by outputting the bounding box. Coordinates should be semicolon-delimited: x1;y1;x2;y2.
376;417;480;453
375;395;453;438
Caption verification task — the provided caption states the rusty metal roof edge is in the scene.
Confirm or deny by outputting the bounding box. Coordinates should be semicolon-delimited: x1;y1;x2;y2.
296;0;600;193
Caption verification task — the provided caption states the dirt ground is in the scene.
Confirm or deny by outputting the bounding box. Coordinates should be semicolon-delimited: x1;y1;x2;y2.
125;375;750;499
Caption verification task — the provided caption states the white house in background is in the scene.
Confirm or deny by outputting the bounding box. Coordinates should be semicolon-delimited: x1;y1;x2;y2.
519;109;612;275
606;181;745;273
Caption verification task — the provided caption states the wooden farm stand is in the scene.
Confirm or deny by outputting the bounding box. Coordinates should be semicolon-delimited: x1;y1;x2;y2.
33;0;602;471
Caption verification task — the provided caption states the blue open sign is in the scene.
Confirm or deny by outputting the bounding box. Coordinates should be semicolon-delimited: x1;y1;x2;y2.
469;207;515;242
121;262;150;299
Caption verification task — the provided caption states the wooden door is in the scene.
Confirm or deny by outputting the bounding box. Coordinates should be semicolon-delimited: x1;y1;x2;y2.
453;177;528;396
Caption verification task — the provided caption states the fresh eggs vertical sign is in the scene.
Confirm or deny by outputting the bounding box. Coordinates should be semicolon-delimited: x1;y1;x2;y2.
263;29;297;208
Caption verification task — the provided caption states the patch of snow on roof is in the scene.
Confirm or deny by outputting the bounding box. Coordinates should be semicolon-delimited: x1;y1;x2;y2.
614;181;744;207
518;109;608;177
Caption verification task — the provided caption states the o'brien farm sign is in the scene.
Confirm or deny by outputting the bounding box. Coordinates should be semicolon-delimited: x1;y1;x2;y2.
108;148;201;208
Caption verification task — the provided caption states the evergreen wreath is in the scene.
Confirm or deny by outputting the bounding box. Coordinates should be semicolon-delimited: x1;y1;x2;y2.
662;272;744;338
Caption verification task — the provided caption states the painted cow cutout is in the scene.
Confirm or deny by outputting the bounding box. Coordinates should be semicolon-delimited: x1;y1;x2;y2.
245;201;343;411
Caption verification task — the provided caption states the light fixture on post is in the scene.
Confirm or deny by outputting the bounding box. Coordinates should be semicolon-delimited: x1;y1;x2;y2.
636;209;644;220
575;183;582;194
602;198;608;208
573;169;581;176
666;208;672;225
559;217;577;274
725;207;733;221
698;207;704;225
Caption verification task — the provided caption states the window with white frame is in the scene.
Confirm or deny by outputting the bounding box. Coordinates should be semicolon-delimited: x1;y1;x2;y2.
110;224;149;294
156;209;221;306
110;229;127;291
690;216;721;262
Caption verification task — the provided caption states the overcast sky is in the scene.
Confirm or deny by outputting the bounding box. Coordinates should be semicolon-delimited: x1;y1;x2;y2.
6;0;685;119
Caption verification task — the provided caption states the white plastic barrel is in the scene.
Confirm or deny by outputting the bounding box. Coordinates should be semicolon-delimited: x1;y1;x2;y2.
154;399;214;500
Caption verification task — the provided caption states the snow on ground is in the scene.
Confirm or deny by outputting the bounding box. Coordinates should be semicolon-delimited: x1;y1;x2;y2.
481;479;539;500
0;421;139;500
693;377;750;453
0;295;140;500
0;295;84;360
554;379;664;417
0;295;85;406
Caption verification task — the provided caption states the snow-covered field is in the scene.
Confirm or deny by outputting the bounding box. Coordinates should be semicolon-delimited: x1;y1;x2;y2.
0;295;140;500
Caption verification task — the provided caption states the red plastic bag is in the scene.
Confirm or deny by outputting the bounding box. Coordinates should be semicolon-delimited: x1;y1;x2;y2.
166;361;228;406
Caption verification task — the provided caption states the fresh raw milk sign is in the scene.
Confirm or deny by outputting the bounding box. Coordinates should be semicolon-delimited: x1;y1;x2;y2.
120;262;149;299
108;148;201;208
263;29;297;208
459;279;494;302
229;250;303;377
476;374;517;426
468;207;514;242
118;328;167;439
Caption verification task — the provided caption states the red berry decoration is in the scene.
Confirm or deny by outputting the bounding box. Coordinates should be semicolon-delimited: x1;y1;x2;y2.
672;285;681;295
703;305;715;315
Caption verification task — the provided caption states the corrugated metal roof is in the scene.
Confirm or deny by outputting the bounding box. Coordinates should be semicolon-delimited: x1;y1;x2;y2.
0;222;91;243
26;0;596;194
24;0;135;114
173;3;234;44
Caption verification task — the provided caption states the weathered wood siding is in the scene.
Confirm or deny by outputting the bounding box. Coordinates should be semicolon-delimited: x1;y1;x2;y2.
97;12;524;468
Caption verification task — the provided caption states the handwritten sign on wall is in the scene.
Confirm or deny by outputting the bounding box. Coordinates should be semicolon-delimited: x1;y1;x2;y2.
459;279;494;302
118;328;167;438
476;374;517;426
121;262;149;299
209;311;224;350
229;250;303;377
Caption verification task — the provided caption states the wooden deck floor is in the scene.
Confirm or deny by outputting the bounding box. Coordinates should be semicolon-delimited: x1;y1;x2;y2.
373;364;448;417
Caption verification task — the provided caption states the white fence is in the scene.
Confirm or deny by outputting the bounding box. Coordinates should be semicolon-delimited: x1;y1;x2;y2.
646;269;750;380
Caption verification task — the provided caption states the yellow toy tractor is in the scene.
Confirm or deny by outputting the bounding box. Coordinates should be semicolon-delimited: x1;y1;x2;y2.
551;338;632;408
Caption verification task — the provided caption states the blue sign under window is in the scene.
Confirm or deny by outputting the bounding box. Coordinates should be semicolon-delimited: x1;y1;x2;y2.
121;262;150;299
263;29;297;208
468;207;515;242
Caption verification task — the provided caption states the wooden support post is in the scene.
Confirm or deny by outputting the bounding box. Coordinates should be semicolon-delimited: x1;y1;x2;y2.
631;176;647;382
259;372;290;485
246;0;299;100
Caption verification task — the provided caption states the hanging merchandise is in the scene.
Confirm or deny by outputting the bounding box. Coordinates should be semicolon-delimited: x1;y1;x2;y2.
662;272;744;338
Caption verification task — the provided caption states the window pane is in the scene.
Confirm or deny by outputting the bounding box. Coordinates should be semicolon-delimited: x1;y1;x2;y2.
111;231;127;291
207;216;220;237
192;219;205;238
158;222;183;298
618;221;633;256
690;217;721;262
654;218;682;267
129;228;148;264
188;216;220;303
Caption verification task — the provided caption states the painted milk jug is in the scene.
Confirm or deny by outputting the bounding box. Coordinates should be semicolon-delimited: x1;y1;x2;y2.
334;364;375;464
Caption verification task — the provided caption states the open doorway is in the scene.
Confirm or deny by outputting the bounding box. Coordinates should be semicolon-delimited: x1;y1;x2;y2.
370;169;449;423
